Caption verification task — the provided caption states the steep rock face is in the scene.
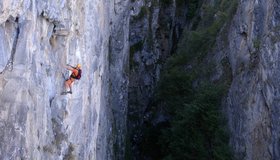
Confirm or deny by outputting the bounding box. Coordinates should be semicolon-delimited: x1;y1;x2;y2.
0;0;129;159
129;0;187;112
218;0;278;159
126;0;280;159
108;0;130;159
128;0;187;158
127;0;280;159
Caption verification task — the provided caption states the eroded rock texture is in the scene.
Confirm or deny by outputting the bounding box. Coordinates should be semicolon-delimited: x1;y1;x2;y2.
128;0;188;158
0;0;127;159
2;0;280;160
224;1;277;159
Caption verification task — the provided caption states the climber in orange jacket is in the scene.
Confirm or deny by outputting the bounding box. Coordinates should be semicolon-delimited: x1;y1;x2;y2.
63;64;82;94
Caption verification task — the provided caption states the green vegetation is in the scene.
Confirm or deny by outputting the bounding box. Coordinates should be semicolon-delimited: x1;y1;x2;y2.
129;40;144;69
158;84;232;160
161;0;173;6
173;0;237;66
186;0;201;19
137;0;238;159
132;6;148;21
253;37;261;51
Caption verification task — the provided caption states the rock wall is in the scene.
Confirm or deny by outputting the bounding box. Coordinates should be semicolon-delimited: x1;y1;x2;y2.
127;0;280;159
5;0;280;159
129;0;187;114
213;0;279;159
0;0;128;159
108;0;130;159
128;0;187;158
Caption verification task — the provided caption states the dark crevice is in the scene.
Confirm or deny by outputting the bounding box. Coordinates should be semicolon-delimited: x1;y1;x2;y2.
49;97;55;107
240;31;248;38
0;17;20;74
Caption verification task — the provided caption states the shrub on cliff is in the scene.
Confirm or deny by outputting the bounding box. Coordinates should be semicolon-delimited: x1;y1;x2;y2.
137;0;238;159
159;85;232;160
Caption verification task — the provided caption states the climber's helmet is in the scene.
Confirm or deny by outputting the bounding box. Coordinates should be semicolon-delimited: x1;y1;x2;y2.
76;64;81;69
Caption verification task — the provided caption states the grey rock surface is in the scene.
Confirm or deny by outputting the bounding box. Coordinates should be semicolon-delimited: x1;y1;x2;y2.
0;0;125;159
127;0;280;159
107;0;130;159
4;0;280;159
212;0;279;159
127;0;188;158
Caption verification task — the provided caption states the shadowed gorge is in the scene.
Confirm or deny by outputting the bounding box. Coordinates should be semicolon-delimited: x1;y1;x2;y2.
1;0;280;160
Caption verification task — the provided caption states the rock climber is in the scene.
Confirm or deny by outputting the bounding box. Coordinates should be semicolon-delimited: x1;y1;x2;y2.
63;64;82;94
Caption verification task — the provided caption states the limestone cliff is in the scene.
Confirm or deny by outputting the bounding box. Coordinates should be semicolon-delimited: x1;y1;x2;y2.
128;0;280;159
224;0;279;159
127;0;187;157
0;0;129;159
2;0;280;160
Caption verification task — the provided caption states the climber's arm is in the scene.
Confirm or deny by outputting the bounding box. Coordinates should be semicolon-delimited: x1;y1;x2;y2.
64;64;75;71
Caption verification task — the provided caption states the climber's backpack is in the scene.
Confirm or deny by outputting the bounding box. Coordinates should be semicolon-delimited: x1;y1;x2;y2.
71;68;82;80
